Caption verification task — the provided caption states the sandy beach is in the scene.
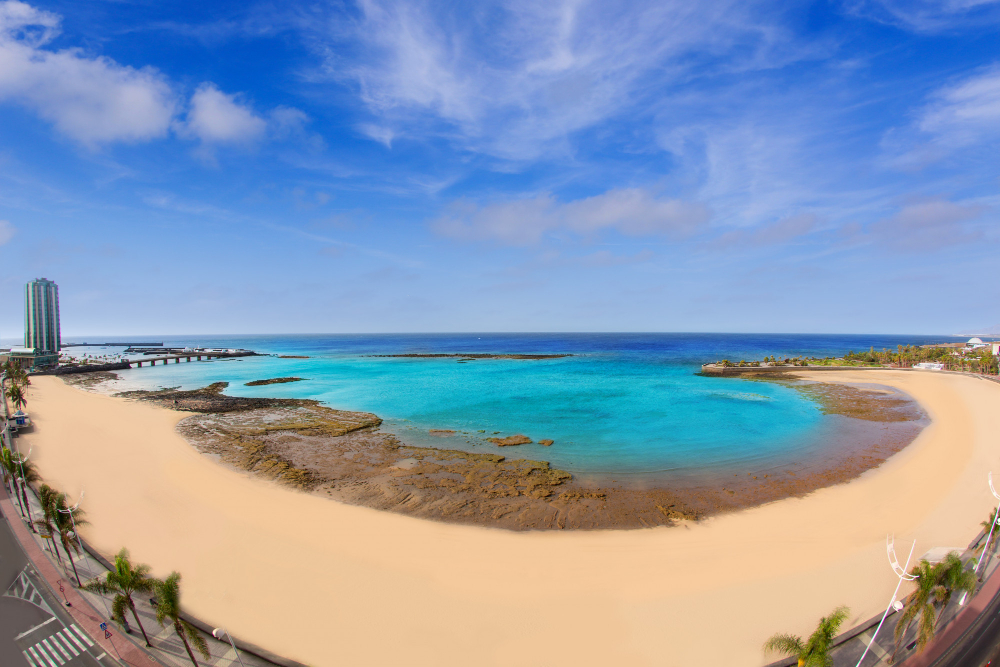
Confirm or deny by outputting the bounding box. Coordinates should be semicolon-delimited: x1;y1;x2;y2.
19;370;1000;667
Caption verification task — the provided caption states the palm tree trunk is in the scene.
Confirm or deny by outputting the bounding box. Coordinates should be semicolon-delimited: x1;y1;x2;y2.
176;622;200;667
20;485;35;531
10;476;25;517
64;539;82;587
128;599;152;646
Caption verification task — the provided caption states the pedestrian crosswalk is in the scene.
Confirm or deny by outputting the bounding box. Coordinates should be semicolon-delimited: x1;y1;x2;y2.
21;624;94;667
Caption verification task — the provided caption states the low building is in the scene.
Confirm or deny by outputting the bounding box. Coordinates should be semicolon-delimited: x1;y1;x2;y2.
1;347;58;371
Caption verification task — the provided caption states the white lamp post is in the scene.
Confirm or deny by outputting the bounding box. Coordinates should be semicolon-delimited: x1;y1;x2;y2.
855;535;917;667
212;627;246;667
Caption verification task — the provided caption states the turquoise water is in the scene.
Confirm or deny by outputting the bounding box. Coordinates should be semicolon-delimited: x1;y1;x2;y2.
74;333;943;483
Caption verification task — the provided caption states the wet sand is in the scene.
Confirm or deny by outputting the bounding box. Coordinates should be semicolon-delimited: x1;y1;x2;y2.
20;370;1000;666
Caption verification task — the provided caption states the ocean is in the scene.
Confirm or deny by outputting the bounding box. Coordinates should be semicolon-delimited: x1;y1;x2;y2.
66;332;948;484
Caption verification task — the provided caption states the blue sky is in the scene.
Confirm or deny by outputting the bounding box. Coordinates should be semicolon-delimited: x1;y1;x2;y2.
0;0;998;336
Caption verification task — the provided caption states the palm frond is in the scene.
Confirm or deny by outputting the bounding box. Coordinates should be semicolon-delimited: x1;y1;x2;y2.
111;595;129;626
182;620;210;659
763;633;804;656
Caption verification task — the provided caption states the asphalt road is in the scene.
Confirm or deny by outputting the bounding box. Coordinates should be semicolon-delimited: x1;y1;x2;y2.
1;508;47;667
0;504;103;667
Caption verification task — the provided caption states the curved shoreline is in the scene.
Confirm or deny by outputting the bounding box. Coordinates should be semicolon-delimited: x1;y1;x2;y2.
20;371;1000;666
95;373;927;530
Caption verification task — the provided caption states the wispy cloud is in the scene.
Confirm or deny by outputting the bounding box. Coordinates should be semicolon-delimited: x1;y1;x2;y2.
843;0;1000;32
307;0;810;160
0;219;15;245
432;188;710;245
867;198;988;250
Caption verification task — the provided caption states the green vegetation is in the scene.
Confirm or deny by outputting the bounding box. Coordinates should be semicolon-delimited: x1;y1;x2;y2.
0;447;38;527
84;548;157;646
155;572;210;667
763;605;850;666
34;484;66;565
891;554;977;661
713;342;999;373
52;492;88;587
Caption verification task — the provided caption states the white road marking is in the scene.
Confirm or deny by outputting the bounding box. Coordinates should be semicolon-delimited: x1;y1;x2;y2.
49;634;72;661
15;616;57;640
64;628;86;652
54;632;78;657
22;650;39;667
40;638;65;665
68;624;94;647
29;643;57;667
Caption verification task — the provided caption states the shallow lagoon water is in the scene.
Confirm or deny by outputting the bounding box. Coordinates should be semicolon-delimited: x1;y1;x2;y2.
77;333;946;482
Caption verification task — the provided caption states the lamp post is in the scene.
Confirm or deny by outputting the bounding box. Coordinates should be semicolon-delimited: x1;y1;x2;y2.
974;472;1000;577
855;535;918;667
58;491;86;587
212;628;246;667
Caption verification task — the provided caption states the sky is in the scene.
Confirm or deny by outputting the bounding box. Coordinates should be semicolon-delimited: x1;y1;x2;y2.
0;0;998;336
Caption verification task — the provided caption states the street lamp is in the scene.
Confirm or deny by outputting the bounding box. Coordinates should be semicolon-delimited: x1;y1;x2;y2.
212;628;246;667
855;535;918;667
974;472;1000;576
58;491;86;587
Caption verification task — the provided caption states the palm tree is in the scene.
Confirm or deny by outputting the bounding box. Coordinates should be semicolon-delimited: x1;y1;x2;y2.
892;555;977;660
763;605;850;666
6;383;26;412
34;484;64;564
980;508;1000;561
935;553;976;609
84;548;156;646
154;572;210;667
1;449;39;530
52;493;87;587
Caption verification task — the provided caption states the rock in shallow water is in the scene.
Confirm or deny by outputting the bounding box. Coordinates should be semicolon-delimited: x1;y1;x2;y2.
487;434;532;446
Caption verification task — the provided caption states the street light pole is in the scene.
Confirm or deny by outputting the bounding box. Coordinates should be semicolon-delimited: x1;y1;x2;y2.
974;472;1000;576
212;628;246;667
855;535;918;667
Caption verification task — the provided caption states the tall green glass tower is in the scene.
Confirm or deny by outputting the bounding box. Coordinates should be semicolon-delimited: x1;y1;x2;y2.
25;278;61;352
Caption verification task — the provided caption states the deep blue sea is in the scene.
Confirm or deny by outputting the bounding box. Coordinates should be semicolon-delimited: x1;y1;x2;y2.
64;333;949;483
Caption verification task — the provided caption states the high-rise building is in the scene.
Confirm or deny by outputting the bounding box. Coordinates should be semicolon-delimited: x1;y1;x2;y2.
25;278;61;353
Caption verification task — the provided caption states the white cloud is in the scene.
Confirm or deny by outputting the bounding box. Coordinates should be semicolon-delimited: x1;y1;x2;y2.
432;188;710;245
181;83;267;143
313;0;807;159
711;213;818;248
357;123;395;147
0;219;15;244
918;67;1000;146
843;0;1000;32
883;66;1000;169
869;199;987;250
0;0;177;145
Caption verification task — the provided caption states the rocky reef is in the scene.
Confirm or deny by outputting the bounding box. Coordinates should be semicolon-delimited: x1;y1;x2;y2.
245;377;306;386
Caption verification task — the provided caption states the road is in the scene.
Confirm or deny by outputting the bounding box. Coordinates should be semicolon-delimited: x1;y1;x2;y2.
0;505;104;667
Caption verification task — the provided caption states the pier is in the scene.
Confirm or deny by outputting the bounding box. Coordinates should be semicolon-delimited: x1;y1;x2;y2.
130;350;256;366
35;349;258;375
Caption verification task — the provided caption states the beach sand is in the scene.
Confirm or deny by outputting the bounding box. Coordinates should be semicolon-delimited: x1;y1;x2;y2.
19;370;1000;667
